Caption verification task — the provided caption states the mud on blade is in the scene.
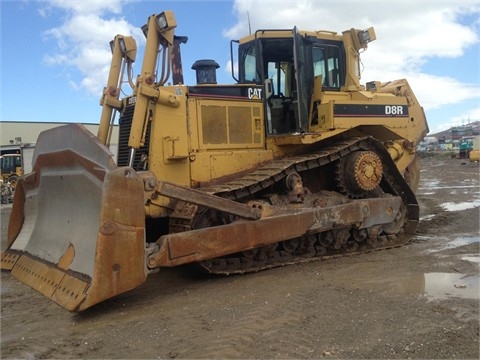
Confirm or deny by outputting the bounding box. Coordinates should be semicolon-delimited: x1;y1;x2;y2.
1;124;148;311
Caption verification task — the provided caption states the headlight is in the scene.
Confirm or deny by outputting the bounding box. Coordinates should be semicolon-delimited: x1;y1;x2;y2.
154;11;177;32
119;38;126;53
156;14;168;29
358;27;376;46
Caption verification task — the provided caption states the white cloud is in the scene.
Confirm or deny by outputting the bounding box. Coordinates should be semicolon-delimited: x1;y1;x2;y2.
41;0;143;95
398;73;478;111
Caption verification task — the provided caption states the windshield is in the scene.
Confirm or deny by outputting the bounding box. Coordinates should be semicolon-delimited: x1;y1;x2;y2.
1;155;21;173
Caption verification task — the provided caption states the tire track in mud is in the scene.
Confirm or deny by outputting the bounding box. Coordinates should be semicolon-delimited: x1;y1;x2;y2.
199;304;293;357
196;287;327;359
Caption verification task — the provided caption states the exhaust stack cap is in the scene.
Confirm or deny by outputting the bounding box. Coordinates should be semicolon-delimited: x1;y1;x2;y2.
192;59;219;84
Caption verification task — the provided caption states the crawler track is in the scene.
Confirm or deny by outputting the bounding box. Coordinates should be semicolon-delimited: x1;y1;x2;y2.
170;137;418;275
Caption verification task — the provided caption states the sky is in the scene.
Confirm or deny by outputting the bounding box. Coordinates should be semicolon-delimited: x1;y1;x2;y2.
0;0;479;135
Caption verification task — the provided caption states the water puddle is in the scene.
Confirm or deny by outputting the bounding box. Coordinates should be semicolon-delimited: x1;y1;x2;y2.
418;184;477;191
417;180;440;191
422;235;480;253
441;201;480;211
423;273;479;300
419;214;435;221
461;254;480;264
338;271;479;301
439;235;480;251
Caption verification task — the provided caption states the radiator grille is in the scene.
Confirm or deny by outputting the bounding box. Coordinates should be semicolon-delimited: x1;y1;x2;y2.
117;105;151;170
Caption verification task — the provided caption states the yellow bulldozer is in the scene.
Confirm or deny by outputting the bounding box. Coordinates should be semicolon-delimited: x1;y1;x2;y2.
1;10;428;311
0;153;22;203
0;153;22;187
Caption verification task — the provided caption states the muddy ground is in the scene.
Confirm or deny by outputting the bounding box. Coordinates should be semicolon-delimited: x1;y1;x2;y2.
1;156;479;359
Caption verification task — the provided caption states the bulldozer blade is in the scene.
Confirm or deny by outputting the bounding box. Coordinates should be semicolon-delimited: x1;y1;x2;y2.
1;124;148;311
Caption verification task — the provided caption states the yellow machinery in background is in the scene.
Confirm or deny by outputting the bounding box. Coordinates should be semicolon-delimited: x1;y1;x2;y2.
469;137;480;162
0;153;22;188
0;153;22;203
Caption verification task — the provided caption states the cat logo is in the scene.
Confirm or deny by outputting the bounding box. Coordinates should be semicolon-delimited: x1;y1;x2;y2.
248;87;263;100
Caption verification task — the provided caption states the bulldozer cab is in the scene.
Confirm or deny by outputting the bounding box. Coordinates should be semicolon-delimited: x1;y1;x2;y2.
236;28;346;135
0;153;22;179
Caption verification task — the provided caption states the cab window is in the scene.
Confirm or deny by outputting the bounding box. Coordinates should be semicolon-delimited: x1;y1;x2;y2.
267;61;294;97
242;45;258;83
313;45;341;89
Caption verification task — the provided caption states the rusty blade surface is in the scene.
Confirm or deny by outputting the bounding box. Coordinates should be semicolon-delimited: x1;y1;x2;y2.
1;124;148;311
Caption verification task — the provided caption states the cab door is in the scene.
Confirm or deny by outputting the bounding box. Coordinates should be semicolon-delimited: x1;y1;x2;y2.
293;27;309;132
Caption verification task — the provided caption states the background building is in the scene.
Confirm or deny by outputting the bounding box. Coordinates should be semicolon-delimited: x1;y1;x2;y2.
0;121;119;159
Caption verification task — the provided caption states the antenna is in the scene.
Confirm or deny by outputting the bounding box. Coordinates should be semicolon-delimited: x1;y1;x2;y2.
247;11;251;35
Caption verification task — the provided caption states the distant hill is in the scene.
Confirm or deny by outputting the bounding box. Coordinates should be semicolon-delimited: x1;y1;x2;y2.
430;121;480;140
